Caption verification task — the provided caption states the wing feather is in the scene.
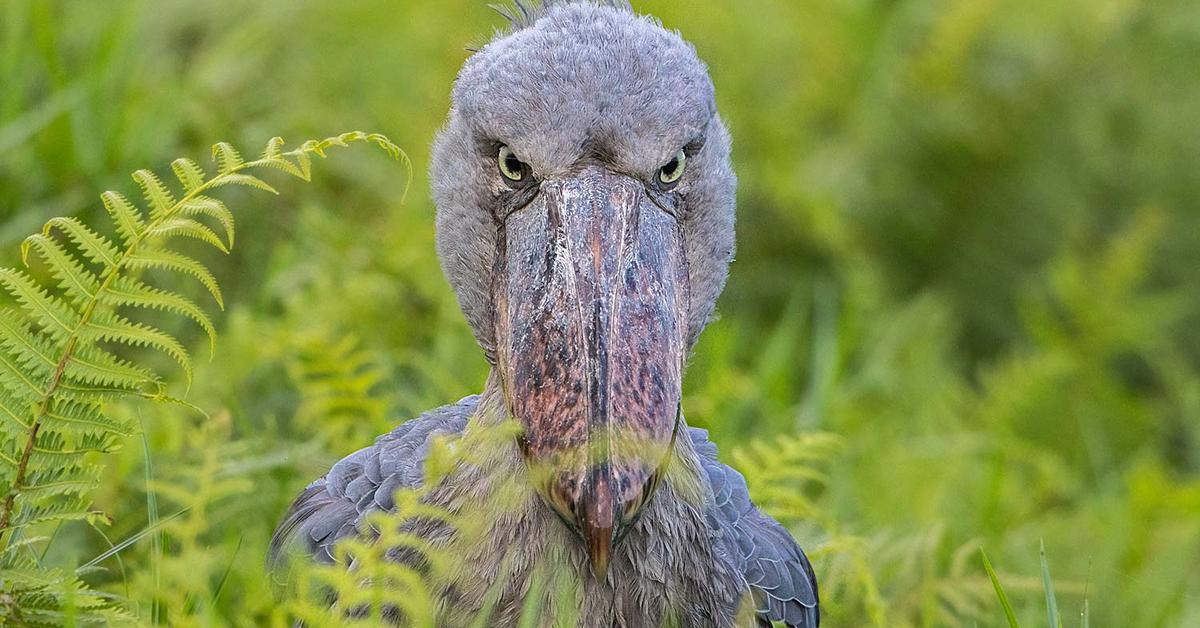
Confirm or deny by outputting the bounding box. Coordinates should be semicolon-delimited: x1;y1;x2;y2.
689;427;820;627
268;396;476;569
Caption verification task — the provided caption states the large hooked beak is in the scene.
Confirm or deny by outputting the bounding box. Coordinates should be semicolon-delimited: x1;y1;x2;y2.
493;166;689;577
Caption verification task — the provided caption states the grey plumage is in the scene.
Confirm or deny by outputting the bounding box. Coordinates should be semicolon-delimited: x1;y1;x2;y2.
269;398;473;566
432;0;735;354
271;396;818;626
691;432;819;627
492;0;633;31
272;1;818;625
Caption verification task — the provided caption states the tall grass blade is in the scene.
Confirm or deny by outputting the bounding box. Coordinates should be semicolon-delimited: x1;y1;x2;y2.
85;526;128;599
79;508;189;569
142;418;162;623
981;548;1021;628
211;533;244;606
1040;540;1061;628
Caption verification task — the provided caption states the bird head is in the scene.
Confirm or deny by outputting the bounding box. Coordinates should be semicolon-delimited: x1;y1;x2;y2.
431;0;736;577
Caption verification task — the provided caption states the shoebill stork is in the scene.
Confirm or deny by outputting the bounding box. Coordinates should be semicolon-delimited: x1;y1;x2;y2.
270;1;819;625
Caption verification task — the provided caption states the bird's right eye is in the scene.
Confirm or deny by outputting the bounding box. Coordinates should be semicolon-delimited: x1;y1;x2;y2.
498;145;528;182
657;149;687;187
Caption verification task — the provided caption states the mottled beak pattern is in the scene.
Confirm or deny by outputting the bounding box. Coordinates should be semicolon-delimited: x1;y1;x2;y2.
494;167;689;576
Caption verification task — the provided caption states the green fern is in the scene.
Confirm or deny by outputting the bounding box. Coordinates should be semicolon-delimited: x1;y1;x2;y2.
0;131;403;621
130;416;256;626
287;331;395;448
731;431;841;527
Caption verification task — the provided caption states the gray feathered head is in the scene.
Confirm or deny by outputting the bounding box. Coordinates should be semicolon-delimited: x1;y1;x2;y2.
429;0;736;576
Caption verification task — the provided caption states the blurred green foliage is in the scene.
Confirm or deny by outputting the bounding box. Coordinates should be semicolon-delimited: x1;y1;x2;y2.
1;0;1197;625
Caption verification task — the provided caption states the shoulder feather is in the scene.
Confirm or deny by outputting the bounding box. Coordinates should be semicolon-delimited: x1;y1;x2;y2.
268;396;477;569
689;427;820;627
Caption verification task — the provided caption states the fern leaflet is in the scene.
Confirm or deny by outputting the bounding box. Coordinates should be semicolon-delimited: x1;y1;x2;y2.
0;131;404;622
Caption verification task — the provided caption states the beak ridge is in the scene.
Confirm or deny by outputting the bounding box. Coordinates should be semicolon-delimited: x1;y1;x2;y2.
495;166;688;577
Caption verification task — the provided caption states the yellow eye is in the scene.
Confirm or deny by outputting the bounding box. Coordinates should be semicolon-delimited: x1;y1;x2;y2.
498;145;527;182
658;150;687;186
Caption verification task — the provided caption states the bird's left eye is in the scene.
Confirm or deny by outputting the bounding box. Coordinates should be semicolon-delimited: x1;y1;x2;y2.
498;145;528;182
657;150;687;186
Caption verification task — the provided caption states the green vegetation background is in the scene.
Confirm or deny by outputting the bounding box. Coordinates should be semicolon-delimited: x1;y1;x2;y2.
1;0;1198;625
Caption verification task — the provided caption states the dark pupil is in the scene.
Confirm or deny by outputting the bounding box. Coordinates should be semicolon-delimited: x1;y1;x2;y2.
662;159;679;176
505;155;523;175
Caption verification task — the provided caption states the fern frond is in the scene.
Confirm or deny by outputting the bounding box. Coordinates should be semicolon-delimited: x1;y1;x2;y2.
0;131;406;620
170;157;207;193
210;173;278;195
0;350;45;398
178;196;236;248
289;332;393;446
15;467;99;501
264;136;285;159
20;234;101;305
0;565;134;624
0;390;33;431
211;141;245;174
100;277;216;354
0;268;82;338
124;248;224;308
732;432;842;526
145;217;230;253
0;313;149;401
100;191;145;246
82;311;192;381
31;430;121;462
132;169;177;222
40;218;121;269
40;399;132;437
66;344;158;391
257;138;306;178
0;309;61;373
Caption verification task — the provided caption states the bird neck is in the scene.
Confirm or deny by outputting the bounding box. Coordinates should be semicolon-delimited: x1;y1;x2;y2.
474;368;509;426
